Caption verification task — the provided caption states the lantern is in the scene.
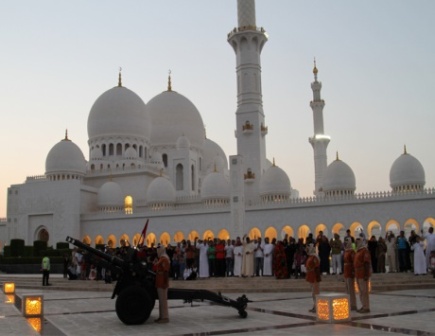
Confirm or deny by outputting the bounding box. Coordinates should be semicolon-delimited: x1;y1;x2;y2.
3;282;15;294
316;293;351;323
22;295;44;317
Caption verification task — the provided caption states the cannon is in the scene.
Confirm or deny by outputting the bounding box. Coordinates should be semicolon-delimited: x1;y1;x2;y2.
66;236;249;324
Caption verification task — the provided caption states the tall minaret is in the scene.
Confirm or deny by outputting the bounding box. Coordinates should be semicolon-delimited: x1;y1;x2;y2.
308;60;330;197
228;0;268;203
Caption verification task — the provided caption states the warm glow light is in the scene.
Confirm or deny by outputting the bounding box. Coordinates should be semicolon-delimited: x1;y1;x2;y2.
3;282;15;294
5;294;15;304
23;295;43;317
354;279;372;293
27;317;42;333
316;293;351;323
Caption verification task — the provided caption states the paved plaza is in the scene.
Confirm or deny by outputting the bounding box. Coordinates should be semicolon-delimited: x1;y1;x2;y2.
1;274;435;336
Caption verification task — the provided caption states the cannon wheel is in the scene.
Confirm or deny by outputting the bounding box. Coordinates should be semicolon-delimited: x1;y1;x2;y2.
238;309;248;318
116;286;155;325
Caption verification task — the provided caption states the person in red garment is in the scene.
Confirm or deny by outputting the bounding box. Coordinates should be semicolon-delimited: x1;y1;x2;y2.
354;237;372;313
305;243;321;313
154;244;170;323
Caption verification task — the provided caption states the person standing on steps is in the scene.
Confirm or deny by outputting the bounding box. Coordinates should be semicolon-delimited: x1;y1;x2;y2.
41;255;51;286
305;243;321;313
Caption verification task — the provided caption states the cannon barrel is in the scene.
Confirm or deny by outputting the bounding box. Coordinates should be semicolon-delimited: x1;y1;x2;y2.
65;236;126;269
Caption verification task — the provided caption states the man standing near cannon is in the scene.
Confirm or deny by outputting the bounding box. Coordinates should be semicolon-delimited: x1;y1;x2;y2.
154;244;170;323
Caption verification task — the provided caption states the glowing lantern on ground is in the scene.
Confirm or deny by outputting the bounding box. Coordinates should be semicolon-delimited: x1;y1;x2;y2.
3;282;15;294
27;317;43;333
22;295;44;317
316;293;351;323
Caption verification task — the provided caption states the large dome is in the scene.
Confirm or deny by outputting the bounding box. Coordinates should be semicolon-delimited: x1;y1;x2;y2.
202;138;228;174
98;181;124;208
87;85;150;140
146;177;176;205
259;164;291;197
201;171;230;200
390;150;425;190
147;90;205;148
322;158;356;194
45;136;86;176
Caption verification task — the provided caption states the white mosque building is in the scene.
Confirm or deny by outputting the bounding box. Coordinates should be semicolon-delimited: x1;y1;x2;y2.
1;0;435;249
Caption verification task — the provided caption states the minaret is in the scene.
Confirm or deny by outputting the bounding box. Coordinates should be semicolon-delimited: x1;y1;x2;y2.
228;0;268;203
308;60;330;197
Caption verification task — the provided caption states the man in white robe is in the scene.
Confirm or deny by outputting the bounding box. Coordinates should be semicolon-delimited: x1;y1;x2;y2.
241;235;255;277
423;227;435;270
263;237;274;276
196;240;209;278
233;237;243;277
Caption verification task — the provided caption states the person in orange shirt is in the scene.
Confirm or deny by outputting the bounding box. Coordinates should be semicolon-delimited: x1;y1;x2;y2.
154;245;170;323
343;237;357;311
305;243;321;313
354;237;372;313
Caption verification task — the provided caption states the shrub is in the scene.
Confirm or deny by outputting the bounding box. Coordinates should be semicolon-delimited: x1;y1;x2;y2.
10;239;25;257
33;240;48;257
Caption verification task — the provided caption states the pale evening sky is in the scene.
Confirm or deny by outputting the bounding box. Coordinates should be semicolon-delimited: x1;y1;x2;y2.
1;1;434;217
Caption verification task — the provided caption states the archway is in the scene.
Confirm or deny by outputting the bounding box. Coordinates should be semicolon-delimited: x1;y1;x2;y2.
120;234;130;247
132;233;141;247
203;230;214;241
38;228;49;243
265;227;277;241
249;227;261;240
160;232;171;246
188;230;199;242
173;231;184;243
331;223;346;240
385;220;400;236
315;223;328;239
422;217;435;234
367;221;382;239
280;225;294;241
95;235;104;245
298;224;311;243
218;229;230;241
82;235;91;245
349;222;363;239
146;233;157;247
124;196;133;214
107;234;116;248
404;219;419;237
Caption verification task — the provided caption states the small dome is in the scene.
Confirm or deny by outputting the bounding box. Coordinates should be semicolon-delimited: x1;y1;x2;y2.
87;86;150;140
146;177;176;204
45;136;86;176
323;158;356;193
124;147;138;159
176;135;190;149
98;181;124;208
201;171;230;200
390;150;425;190
259;164;291;197
90;147;103;160
202;138;228;174
147;91;205;148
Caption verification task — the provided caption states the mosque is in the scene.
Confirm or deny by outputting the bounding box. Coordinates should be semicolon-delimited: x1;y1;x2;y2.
1;0;435;249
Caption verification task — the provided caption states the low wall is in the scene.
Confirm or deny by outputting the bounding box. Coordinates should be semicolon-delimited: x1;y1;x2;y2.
0;264;63;274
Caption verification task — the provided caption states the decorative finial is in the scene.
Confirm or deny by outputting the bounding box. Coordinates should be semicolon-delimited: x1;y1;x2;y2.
64;129;69;140
336;151;340;161
313;58;318;81
404;145;407;154
118;67;122;87
167;69;172;91
273;158;276;166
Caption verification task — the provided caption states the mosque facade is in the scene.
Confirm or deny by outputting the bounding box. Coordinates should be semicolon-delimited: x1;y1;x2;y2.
1;0;435;249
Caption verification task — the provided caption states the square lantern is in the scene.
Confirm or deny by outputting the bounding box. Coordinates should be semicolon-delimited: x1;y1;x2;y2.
316;293;351;323
3;282;15;294
22;295;44;318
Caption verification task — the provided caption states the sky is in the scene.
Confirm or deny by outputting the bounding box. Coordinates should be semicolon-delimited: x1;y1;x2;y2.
1;0;434;217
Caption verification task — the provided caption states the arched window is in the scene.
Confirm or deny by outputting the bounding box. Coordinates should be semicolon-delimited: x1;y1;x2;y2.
102;144;106;156
124;196;133;214
109;144;114;155
176;164;184;190
162;154;168;168
116;143;122;156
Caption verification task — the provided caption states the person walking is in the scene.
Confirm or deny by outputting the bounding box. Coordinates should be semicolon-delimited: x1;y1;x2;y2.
154;244;170;323
343;237;357;311
354;237;372;313
305;243;321;313
41;255;51;286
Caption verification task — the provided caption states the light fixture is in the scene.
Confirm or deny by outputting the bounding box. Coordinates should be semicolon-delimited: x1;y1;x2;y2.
316;293;351;323
22;295;44;318
3;282;15;294
27;317;43;333
5;294;15;304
